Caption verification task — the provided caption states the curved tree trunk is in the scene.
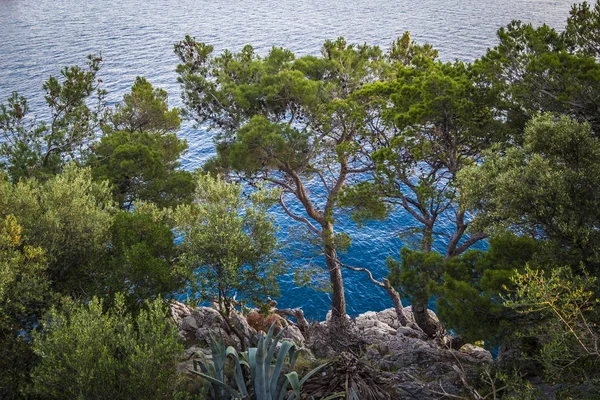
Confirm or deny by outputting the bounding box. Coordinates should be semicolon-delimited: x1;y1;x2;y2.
383;279;410;326
339;263;410;327
412;297;441;338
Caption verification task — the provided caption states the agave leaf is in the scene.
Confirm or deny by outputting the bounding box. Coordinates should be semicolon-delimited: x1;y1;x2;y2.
275;345;299;398
255;331;268;400
239;350;250;367
275;373;291;400
288;347;301;371
264;322;276;347
300;362;329;387
209;335;227;381
187;368;243;398
285;371;301;400
270;341;294;396
247;347;257;379
226;346;249;397
266;329;285;374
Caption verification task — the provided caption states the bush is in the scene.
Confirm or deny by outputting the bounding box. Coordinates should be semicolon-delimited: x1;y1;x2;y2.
29;294;184;400
506;266;600;392
0;215;54;398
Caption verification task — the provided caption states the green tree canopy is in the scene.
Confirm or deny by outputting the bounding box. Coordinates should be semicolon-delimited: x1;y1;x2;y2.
105;209;185;309
0;164;116;296
338;56;501;336
343;60;500;256
0;215;54;398
473;4;600;136
107;76;181;134
175;35;434;320
175;174;283;318
461;113;600;272
89;77;194;209
507;266;600;394
0;55;105;182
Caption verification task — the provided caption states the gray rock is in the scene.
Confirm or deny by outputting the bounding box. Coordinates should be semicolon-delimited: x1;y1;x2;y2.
280;324;305;345
348;307;493;399
181;315;198;331
460;343;494;363
176;306;257;349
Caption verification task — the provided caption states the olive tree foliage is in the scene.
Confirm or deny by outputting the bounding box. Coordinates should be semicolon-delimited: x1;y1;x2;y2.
0;55;105;182
0;215;54;399
0;164;116;296
29;295;183;400
89;77;195;209
175;174;283;318
175;34;434;320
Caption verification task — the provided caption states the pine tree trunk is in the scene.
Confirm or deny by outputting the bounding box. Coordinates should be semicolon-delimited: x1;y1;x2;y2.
323;225;346;320
423;224;433;253
412;297;440;338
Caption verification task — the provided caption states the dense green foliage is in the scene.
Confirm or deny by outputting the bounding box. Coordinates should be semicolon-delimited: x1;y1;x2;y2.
0;215;54;399
507;267;600;389
106;209;185;308
0;60;196;398
89;77;195;209
175;35;407;320
344;58;499;255
462;113;600;271
0;164;116;296
435;233;545;344
0;55;105;182
29;295;183;400
2;1;600;397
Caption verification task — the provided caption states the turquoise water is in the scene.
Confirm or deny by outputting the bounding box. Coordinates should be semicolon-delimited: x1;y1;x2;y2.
0;0;574;320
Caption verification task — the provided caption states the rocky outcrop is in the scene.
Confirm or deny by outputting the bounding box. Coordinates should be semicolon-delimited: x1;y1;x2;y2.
171;301;305;350
172;301;493;400
309;306;493;399
171;301;256;349
360;308;492;399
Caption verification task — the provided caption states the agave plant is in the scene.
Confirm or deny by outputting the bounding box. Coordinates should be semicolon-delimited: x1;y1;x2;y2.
190;323;339;400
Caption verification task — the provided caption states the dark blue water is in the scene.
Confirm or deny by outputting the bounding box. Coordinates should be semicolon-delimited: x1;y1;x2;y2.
0;0;574;320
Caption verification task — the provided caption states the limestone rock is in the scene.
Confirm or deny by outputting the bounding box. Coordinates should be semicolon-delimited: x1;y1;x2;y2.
280;324;305;345
460;343;494;363
331;307;492;399
175;305;256;350
169;300;193;326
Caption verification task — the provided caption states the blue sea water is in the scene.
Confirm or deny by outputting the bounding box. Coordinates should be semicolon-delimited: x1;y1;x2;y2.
0;0;574;320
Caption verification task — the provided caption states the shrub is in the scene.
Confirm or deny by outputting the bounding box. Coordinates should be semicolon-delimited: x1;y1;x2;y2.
506;266;600;396
29;294;184;400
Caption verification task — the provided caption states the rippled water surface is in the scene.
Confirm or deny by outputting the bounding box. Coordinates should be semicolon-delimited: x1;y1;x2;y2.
0;0;574;319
